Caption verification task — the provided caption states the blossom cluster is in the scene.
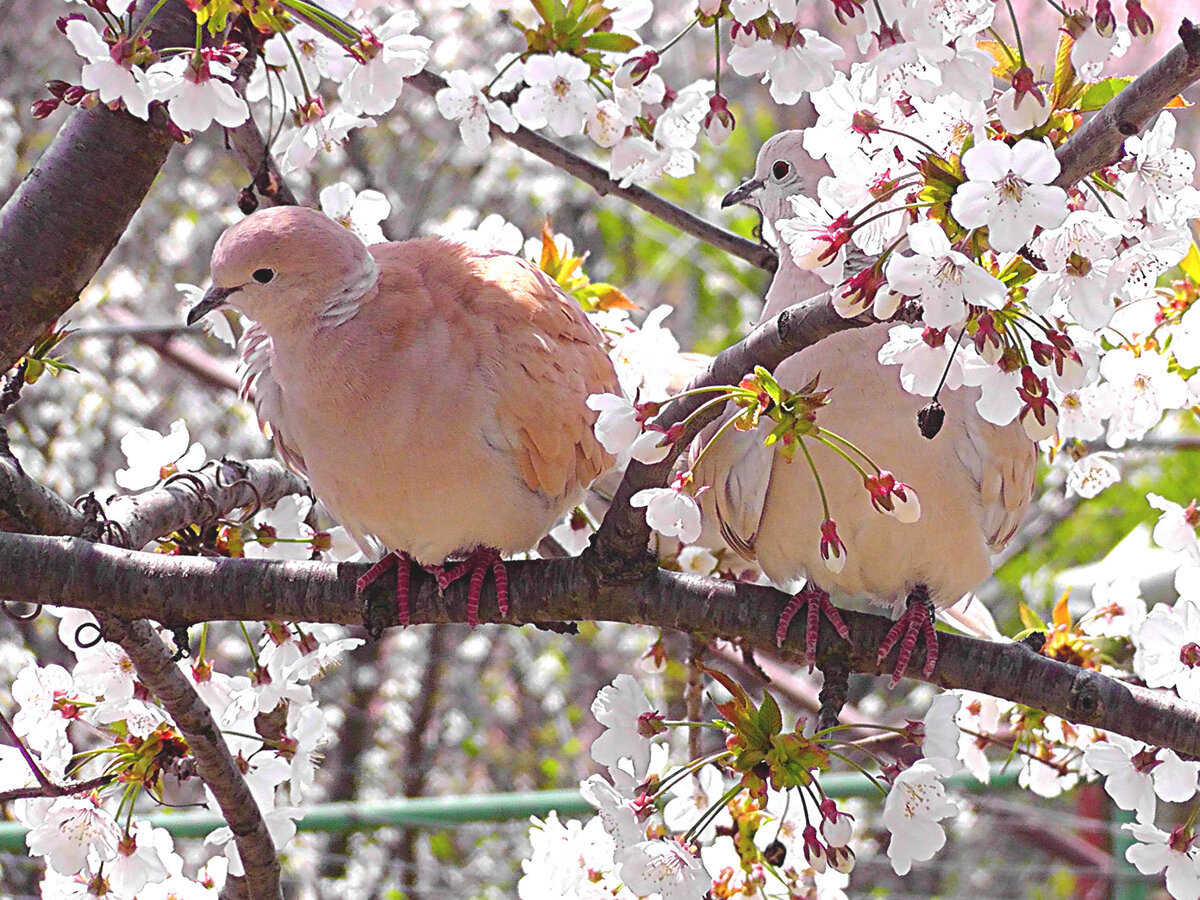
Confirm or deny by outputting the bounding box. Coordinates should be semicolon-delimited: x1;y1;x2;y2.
8;603;361;898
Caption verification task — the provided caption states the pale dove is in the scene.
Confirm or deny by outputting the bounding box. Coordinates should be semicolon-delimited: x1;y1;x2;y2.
188;206;618;626
692;132;1036;684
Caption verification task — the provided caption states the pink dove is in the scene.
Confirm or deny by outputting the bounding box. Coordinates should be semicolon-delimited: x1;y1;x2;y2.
188;206;618;627
692;132;1037;686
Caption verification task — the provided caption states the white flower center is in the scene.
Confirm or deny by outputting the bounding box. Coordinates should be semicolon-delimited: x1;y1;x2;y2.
551;76;571;99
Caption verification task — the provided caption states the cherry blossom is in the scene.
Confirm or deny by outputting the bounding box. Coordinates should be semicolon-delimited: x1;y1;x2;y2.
590;673;656;779
278;107;375;176
1124;821;1200;900
435;69;518;152
149;52;249;133
206;806;302;877
995;85;1051;135
244;495;316;562
662;767;730;842
318;182;391;245
1100;349;1189;448
519;813;618;899
115;418;204;492
514;53;595;137
878;324;967;396
64;19;154;120
881;761;958;876
26;797;121;875
1080;578;1146;638
609;306;683;401
950;139;1068;252
107;822;170;898
1133;597;1200;703
1066;454;1121;499
1147;494;1200;562
776;195;848;281
1121;113;1196;219
336;11;431;117
954;691;1003;782
1055;382;1115;441
72;641;136;703
728;25;844;106
921;692;963;775
585;99;630;148
586;393;672;465
886;220;1008;328
1084;733;1200;820
620;838;710;900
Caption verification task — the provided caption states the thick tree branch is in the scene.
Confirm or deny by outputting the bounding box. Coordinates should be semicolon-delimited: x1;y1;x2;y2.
2;536;1198;760
406;70;777;272
0;0;195;374
96;614;283;900
1053;19;1200;189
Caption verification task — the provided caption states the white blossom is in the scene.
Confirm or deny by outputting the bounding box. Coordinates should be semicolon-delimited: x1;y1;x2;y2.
435;69;518;152
65;20;153;120
115;419;204;492
881;761;958;876
337;11;431;117
886;220;1008;328
951;139;1069;252
514;53;595;137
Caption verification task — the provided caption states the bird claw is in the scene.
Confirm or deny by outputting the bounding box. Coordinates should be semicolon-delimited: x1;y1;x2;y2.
356;550;413;631
434;547;509;628
877;590;938;689
776;584;851;671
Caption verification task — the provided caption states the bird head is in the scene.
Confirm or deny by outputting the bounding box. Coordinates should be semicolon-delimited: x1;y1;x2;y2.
187;206;377;332
721;130;810;232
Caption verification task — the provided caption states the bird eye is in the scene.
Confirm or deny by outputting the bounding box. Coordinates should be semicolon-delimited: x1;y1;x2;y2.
252;268;275;284
771;160;792;181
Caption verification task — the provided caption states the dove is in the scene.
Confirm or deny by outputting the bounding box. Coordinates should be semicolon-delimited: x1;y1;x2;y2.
692;131;1036;685
187;205;618;627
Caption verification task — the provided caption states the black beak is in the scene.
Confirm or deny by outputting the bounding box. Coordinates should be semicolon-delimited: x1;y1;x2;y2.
721;177;764;208
186;285;238;326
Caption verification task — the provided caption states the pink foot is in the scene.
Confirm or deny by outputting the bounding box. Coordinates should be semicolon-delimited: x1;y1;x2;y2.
877;589;938;689
429;547;509;628
356;550;414;627
776;583;851;670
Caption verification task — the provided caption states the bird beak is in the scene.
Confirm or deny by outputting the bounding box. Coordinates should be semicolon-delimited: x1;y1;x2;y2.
186;285;238;326
721;177;764;209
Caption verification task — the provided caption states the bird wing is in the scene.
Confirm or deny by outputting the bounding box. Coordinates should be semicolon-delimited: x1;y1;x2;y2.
478;253;619;502
693;415;775;559
958;411;1037;551
238;322;309;476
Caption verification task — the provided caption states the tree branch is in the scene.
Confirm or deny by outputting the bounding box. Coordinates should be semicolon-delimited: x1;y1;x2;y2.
406;70;777;272
1053;18;1200;189
1;536;1198;760
0;0;195;374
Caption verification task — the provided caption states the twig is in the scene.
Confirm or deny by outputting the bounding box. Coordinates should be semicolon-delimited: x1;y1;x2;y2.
406;70;777;273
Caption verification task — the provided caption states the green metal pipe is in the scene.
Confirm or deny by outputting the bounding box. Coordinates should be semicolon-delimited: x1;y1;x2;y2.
0;764;1021;852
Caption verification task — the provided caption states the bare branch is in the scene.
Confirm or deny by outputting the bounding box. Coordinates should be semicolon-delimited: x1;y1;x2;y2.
1054;19;1200;189
406;70;777;272
2;536;1199;760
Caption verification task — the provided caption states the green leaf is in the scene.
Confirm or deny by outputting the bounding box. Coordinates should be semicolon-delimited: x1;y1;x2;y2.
1077;76;1133;112
584;31;639;52
757;690;783;737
